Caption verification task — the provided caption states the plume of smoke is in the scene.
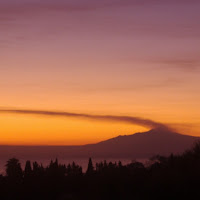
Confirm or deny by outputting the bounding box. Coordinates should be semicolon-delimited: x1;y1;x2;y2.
0;108;168;130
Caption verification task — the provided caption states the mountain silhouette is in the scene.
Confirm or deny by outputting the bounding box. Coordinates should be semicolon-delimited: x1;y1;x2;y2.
84;128;199;158
0;128;199;159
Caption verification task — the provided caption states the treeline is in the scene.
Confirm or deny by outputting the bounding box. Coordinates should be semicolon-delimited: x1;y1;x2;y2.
1;142;200;199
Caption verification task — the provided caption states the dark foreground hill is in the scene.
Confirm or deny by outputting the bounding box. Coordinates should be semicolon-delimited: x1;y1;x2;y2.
0;128;198;160
2;140;200;200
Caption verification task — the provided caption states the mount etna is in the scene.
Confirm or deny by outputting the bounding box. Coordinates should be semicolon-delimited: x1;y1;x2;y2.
0;128;198;160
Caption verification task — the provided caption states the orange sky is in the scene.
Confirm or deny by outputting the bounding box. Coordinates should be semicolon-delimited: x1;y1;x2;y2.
0;0;200;145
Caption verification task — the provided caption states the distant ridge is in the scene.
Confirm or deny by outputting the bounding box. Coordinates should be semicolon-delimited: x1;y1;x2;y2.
0;128;199;159
85;128;199;158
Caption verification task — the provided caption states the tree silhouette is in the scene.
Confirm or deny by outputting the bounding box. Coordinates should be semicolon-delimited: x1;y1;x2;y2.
86;157;94;175
46;158;67;178
24;160;32;178
1;141;200;199
32;161;44;177
66;162;82;176
5;158;23;182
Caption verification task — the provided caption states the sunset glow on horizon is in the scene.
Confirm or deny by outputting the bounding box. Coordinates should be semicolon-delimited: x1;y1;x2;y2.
1;0;200;145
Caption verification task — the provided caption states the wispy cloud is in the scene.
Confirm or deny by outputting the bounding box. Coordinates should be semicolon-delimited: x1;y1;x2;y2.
1;0;200;43
168;122;200;136
1;0;200;21
0;108;167;130
153;58;200;72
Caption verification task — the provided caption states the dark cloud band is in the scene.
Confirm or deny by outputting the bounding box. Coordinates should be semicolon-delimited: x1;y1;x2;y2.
0;108;167;130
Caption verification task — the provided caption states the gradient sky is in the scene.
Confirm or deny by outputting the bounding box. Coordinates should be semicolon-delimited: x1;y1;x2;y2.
1;0;200;145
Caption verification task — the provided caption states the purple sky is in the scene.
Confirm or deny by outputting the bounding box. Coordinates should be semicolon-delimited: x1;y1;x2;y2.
0;0;200;144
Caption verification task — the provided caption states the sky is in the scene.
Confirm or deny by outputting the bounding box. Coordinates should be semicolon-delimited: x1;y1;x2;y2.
0;0;200;145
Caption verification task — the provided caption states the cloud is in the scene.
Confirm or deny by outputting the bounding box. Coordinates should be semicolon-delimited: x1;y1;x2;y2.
153;58;200;72
1;0;199;51
1;0;200;39
0;108;168;130
80;79;183;94
168;122;200;136
1;0;200;20
0;0;132;18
